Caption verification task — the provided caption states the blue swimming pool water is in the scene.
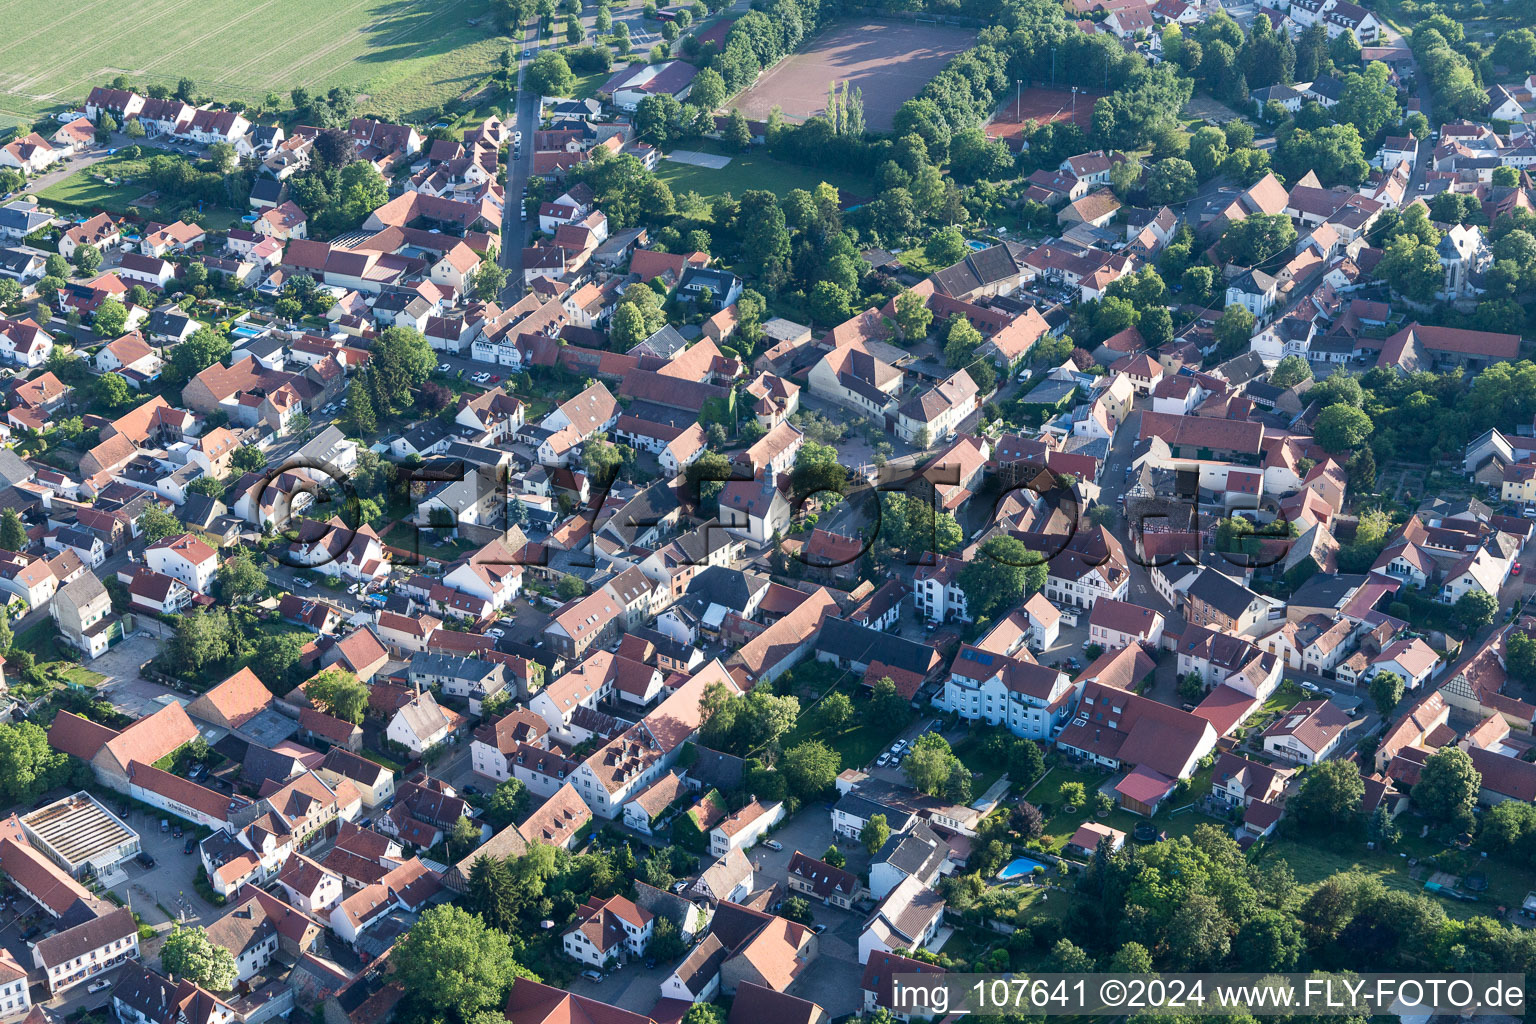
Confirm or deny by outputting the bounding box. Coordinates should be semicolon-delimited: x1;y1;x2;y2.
998;855;1050;880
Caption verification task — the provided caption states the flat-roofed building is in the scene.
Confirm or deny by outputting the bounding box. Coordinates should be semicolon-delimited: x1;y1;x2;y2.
19;792;139;879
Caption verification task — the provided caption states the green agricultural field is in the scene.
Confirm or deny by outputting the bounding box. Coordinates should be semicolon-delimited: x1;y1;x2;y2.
0;0;508;125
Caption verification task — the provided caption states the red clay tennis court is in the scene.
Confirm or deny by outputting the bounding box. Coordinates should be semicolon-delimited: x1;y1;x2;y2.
985;85;1104;149
728;19;977;133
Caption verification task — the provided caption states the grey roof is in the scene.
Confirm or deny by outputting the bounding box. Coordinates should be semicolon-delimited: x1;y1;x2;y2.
815;617;934;676
0;448;33;488
832;791;913;832
1187;569;1261;619
684;566;768;613
630;323;689;358
874;819;946;879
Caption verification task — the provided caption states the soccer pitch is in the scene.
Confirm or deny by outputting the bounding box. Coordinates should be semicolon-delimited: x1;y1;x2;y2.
0;0;506;124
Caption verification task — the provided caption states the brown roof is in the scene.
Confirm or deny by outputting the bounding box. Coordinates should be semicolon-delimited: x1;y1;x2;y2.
100;702;199;774
1261;699;1350;753
189;667;272;729
48;710;118;761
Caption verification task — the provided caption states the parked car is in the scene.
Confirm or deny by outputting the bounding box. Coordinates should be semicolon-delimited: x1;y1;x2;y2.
438;363;451;373
136;851;155;869
877;753;891;766
1515;562;1523;576
87;979;111;994
812;923;827;934
762;839;782;851
21;926;40;941
171;823;183;838
580;970;603;982
1300;681;1320;692
160;819;169;833
183;837;196;855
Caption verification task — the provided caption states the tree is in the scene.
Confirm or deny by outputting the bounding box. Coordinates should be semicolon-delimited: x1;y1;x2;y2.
957;535;1046;621
1377;234;1443;303
1291;758;1364;828
1147;157;1197;204
0;278;20;310
483;779;530;829
1453;589;1497;633
393;905;535;1024
736;190;790;288
231;444;265;473
250;632;306;691
1218;213;1296;266
925;227;968;267
371;326;434;411
342;374;378;438
903;733;965;797
307;668;368;724
1369;670;1405;715
449;816;481;858
0;722;71;804
165;326;232;386
93;298;128;337
92;371;132;410
893;288;933;342
160;926;239;990
682;1005;725;1024
465;855;519;934
1412;746;1480;830
1012;801;1045;841
1368;803;1401;850
1271;355;1313;388
820;691;853;728
1214;304;1256;357
526;51;575;95
943;315;983;369
0;510;26;553
1314;403;1373;454
809;280;851;326
1189;125;1229;179
724;108;752;150
781;740;840;799
471;262;509;302
1050;938;1096;973
1505;630;1536;682
1232;910;1303;971
636;93;683;143
73;243;102;276
861;813;891;855
216;548;266;604
870;677;909;728
139;504;182;543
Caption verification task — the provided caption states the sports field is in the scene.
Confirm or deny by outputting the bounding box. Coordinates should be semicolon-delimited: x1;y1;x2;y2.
0;0;506;125
984;85;1103;150
727;19;976;133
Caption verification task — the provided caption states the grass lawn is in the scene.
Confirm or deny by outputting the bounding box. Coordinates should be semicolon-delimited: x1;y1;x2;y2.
15;619;63;663
0;0;506;125
654;139;874;199
568;69;609;101
779;666;910;771
1257;825;1535;922
58;665;106;688
953;735;1006;796
1023;761;1217;856
35;152;244;228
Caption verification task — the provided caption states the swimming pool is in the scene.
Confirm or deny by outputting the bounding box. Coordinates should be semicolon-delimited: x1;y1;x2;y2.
998;855;1050;880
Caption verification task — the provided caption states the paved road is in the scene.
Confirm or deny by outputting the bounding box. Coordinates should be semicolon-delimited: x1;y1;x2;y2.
498;16;542;305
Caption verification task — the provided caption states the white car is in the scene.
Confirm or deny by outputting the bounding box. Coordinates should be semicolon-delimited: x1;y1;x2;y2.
438;363;451;372
877;753;891;766
487;627;506;639
761;839;783;851
1300;681;1320;692
87;980;112;994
